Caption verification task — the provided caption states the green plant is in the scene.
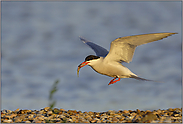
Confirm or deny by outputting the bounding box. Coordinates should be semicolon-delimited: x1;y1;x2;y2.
49;80;59;109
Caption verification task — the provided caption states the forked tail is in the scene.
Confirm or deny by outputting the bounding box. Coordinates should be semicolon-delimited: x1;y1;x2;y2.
130;75;163;83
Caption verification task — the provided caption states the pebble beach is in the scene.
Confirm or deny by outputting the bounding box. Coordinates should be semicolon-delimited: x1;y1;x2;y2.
1;107;182;123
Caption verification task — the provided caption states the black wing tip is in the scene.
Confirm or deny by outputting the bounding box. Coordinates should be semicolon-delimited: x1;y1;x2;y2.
79;36;84;40
79;36;89;43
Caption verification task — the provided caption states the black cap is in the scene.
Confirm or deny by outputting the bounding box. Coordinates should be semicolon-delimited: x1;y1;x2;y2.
85;55;100;62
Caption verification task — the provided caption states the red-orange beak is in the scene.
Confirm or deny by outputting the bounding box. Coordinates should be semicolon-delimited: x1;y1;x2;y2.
77;61;90;77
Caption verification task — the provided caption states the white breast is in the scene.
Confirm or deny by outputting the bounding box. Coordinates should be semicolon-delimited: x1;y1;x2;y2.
88;58;136;78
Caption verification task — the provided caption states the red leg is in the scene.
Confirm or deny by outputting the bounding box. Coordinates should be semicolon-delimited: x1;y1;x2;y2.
108;77;116;85
108;78;121;85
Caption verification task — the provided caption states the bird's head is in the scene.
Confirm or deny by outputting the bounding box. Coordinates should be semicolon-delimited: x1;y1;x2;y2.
77;55;100;77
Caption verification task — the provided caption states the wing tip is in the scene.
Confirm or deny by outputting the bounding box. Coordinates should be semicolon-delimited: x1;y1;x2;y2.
79;36;89;43
166;32;178;35
171;32;178;34
158;32;178;40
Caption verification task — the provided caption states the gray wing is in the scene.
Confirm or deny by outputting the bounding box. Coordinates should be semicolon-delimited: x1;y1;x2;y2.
104;32;177;63
79;36;109;57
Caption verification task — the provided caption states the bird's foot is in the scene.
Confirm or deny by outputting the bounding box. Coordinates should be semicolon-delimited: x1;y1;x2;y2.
108;78;121;85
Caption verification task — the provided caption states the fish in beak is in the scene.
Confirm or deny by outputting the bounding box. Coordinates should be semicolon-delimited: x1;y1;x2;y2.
77;61;90;77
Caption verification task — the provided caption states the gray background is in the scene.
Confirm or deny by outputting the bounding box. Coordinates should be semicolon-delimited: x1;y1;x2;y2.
2;1;181;112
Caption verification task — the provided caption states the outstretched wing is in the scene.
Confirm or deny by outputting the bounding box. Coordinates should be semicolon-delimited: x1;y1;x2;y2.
104;32;177;63
79;36;109;57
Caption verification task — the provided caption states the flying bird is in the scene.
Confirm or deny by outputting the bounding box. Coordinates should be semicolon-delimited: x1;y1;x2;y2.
77;32;177;85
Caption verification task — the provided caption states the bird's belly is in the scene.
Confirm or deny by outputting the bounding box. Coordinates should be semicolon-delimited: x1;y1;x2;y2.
90;63;133;78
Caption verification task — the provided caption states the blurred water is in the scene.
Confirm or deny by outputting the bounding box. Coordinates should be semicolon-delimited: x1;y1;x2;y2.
2;1;181;112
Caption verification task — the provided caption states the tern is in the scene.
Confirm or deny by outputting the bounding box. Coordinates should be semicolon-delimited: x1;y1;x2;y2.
77;32;177;85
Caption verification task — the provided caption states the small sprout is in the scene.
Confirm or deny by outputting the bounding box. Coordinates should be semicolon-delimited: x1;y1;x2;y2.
49;80;59;109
